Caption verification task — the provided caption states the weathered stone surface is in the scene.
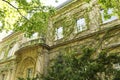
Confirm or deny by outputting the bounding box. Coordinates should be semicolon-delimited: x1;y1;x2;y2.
0;0;120;80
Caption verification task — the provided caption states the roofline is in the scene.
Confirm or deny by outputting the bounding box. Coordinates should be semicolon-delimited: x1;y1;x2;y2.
56;0;73;9
0;32;22;43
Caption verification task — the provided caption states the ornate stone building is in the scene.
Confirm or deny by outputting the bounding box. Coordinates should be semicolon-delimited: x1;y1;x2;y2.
0;0;120;80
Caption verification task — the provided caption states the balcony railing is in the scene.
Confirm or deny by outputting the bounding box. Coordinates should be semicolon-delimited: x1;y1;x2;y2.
19;38;45;49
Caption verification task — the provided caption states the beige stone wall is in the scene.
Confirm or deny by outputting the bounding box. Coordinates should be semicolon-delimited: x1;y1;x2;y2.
0;32;47;80
0;0;120;80
15;44;49;79
46;0;120;48
47;0;120;64
0;60;16;80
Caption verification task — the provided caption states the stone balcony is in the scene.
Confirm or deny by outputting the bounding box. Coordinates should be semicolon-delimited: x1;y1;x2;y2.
19;37;45;49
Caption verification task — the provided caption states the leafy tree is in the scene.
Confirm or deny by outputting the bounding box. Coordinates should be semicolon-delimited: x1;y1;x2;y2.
42;48;120;80
0;0;120;37
86;0;120;19
17;48;120;80
0;0;55;37
1;0;120;80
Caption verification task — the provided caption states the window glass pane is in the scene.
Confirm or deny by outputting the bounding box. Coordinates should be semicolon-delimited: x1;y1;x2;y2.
58;27;63;33
55;27;63;40
76;18;87;32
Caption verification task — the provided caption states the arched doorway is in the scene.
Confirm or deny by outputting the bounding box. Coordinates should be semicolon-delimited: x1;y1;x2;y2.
16;57;36;79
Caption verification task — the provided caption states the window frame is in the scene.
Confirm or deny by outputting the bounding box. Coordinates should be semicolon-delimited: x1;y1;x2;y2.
27;68;33;79
55;26;63;40
75;17;87;33
100;8;118;24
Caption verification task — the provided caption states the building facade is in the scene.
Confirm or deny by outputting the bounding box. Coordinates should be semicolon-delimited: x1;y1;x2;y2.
0;0;120;80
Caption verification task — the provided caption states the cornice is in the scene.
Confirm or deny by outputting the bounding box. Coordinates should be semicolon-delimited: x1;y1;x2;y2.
50;24;120;50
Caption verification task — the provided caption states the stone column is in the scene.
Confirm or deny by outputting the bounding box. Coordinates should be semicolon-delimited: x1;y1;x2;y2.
35;53;44;75
6;70;10;80
35;47;49;78
43;49;49;76
10;69;15;80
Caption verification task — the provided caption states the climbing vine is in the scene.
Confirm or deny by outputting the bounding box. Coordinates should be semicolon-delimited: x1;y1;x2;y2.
42;48;120;80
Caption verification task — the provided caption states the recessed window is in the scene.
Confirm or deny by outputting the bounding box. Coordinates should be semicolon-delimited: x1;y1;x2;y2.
76;18;87;32
100;8;118;23
27;68;33;79
0;51;4;60
55;27;63;40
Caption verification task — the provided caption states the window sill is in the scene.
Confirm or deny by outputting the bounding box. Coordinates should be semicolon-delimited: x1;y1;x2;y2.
74;28;89;35
100;19;120;29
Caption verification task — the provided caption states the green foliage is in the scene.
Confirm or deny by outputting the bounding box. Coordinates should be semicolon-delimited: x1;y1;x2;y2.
1;0;120;37
17;48;120;80
100;0;120;17
113;70;120;80
86;0;120;19
43;48;120;80
0;0;120;36
1;0;55;37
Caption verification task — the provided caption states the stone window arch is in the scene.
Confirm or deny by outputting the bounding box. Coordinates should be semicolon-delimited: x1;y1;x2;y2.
16;57;36;79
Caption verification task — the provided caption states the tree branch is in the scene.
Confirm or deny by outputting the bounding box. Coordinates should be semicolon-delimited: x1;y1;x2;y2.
2;0;33;23
2;0;23;9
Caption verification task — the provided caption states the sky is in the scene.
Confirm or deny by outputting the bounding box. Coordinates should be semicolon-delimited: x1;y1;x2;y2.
0;0;68;41
41;0;68;7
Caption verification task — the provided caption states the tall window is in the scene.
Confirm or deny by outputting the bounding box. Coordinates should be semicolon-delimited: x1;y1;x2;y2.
0;51;4;60
76;18;87;32
27;68;33;79
55;27;63;40
100;8;118;23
